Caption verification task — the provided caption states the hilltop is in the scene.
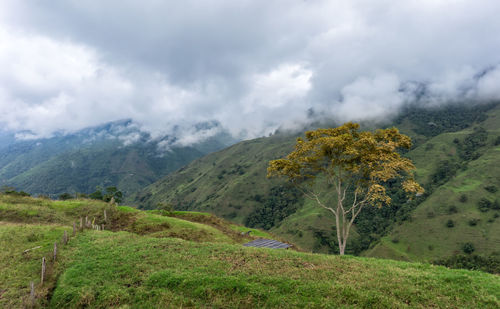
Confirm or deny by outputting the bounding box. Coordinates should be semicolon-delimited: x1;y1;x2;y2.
1;194;499;308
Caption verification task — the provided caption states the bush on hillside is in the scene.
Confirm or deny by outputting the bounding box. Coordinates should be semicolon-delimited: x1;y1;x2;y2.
58;193;74;200
468;218;479;226
245;185;302;230
431;160;460;186
457;126;488;161
484;185;498;193
1;188;31;197
446;219;455;228
494;136;500;146
477;198;492;212
462;242;475;254
434;254;500;274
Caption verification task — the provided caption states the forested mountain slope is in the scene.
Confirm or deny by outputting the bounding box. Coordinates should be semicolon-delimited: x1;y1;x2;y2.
365;106;500;261
0;120;234;197
132;103;500;260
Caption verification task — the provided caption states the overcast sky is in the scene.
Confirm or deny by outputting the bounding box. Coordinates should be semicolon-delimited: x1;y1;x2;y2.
1;0;500;142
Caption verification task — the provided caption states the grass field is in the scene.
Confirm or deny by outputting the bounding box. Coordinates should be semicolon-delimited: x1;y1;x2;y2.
1;195;499;308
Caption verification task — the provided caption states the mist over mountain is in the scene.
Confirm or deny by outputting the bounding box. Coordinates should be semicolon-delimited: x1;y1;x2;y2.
0;119;235;197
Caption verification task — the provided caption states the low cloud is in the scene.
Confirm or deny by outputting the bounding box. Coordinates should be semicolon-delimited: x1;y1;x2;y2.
1;1;500;143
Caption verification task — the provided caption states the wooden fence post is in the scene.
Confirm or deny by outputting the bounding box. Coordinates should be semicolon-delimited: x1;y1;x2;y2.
53;242;57;261
73;222;76;236
63;230;68;245
30;281;35;306
80;217;83;230
101;224;105;231
104;209;107;222
41;257;46;285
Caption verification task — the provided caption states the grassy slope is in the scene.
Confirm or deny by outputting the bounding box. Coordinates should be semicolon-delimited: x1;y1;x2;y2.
1;196;498;308
0;195;272;308
51;231;499;308
365;106;500;261
0;223;73;307
131;134;296;222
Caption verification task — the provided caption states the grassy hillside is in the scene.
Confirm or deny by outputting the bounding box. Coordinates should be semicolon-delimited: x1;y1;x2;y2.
131;103;500;258
1;195;499;308
365;106;500;261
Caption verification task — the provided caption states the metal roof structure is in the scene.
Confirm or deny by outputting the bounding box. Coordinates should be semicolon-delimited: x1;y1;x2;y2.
243;238;291;249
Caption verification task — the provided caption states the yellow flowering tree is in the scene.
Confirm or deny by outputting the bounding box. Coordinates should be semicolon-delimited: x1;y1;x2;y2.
268;122;423;255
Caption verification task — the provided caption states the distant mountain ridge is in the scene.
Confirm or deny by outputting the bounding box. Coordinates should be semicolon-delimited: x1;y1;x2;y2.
0;119;236;197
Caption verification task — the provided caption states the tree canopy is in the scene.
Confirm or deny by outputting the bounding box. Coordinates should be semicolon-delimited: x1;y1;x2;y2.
268;122;423;255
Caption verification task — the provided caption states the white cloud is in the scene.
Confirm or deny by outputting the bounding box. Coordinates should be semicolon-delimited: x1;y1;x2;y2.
1;0;500;143
334;73;404;121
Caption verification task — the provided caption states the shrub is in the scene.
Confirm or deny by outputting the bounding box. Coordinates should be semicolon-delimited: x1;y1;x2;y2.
484;185;498;193
427;211;435;218
468;218;479;226
157;202;174;212
391;237;400;244
4;190;30;197
478;198;492;212
492;200;500;210
459;194;467;203
58;193;73;200
434;253;500;274
494;136;500;146
462;242;475;254
448;205;458;214
446;219;455;228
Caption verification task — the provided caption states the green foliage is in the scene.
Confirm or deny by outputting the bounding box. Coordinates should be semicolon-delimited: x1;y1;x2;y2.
89;186;123;204
58;192;74;200
484;185;498;193
434;254;500;274
446;219;455;228
430;160;460;186
89;189;103;200
494;136;500;146
268;122;423;255
244;185;302;230
103;186;123;203
456;126;489;161
468;218;479;226
157;202;174;213
478;198;493;212
448;205;459;214
394;103;495;137
462;242;475;254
